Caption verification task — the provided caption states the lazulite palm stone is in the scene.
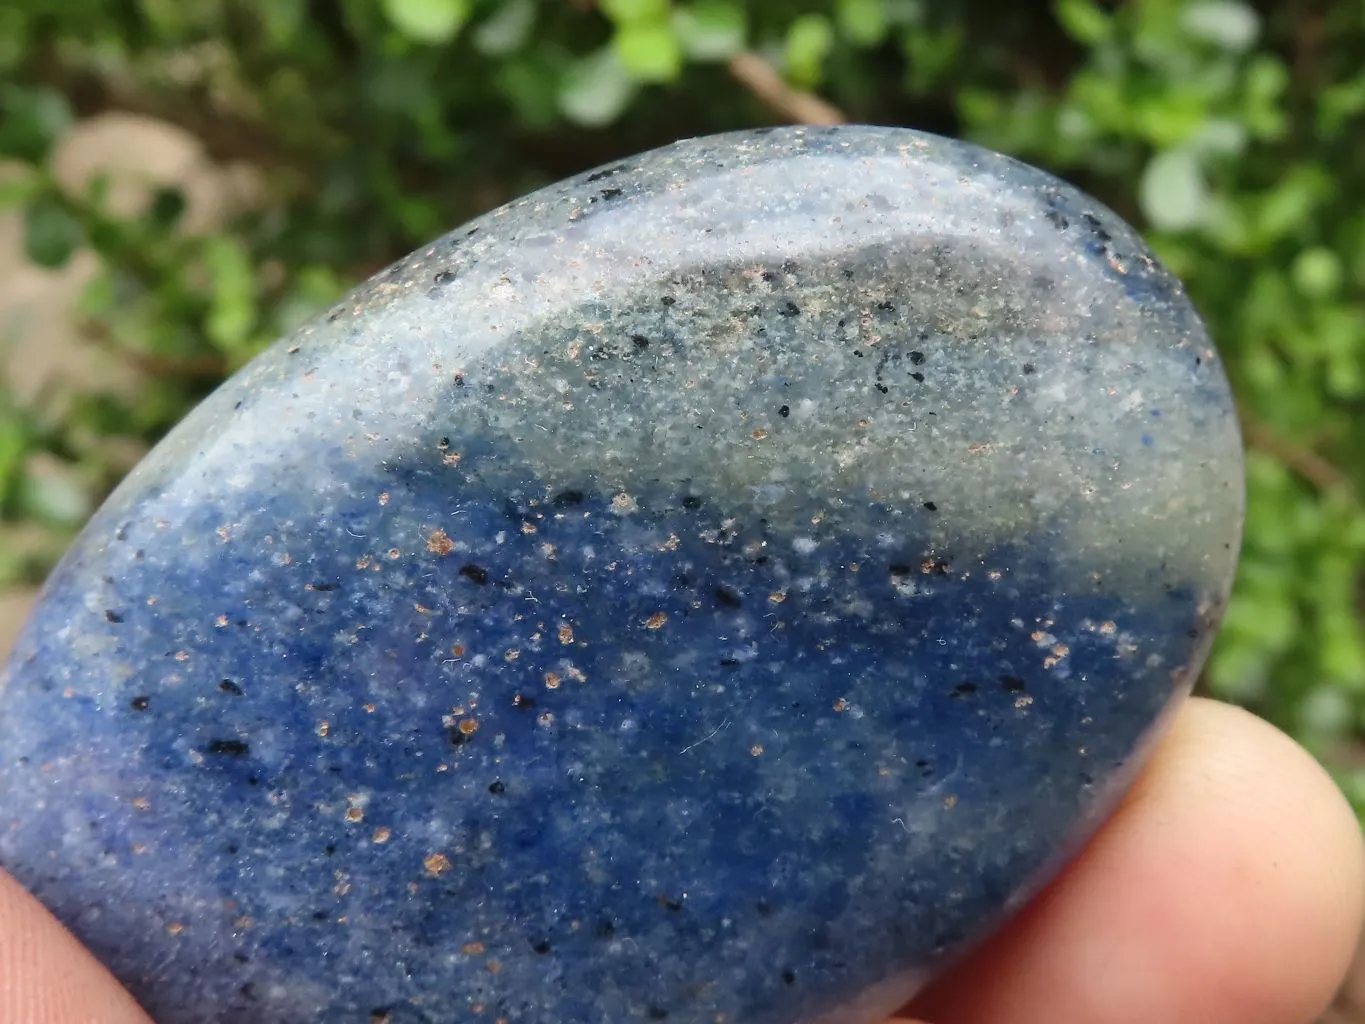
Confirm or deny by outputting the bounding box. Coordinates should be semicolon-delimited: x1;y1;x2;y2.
0;125;1241;1023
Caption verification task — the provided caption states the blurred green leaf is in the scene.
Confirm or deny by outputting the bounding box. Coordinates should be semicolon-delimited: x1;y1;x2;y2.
559;47;636;126
22;194;82;268
600;0;670;24
614;20;684;82
1180;0;1260;53
473;0;535;56
380;0;469;44
0;86;73;163
204;236;258;356
673;1;746;61
1138;147;1209;231
784;14;835;88
1053;0;1112;45
837;0;888;47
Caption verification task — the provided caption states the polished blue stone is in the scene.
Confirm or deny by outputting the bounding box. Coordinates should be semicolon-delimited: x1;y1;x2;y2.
0;126;1242;1023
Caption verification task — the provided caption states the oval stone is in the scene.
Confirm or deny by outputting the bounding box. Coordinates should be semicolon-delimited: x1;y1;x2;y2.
0;125;1242;1023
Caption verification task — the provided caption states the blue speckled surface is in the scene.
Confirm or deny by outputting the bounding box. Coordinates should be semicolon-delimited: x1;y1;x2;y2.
0;126;1242;1023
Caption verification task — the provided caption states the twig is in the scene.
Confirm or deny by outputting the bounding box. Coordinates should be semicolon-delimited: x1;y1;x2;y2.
727;51;846;126
1240;414;1356;499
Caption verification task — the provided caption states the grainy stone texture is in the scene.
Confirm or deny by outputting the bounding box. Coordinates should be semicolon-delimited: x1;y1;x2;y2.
0;125;1243;1023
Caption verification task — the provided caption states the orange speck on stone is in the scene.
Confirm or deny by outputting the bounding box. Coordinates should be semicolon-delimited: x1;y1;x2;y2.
344;806;364;823
943;794;959;809
426;529;454;556
645;611;668;630
378;491;390;506
388;547;402;559
131;796;151;810
424;852;452;877
458;717;479;735
544;671;561;689
443;451;462;467
451;642;466;657
558;623;574;644
751;428;767;440
832;698;848;712
750;744;765;756
462;941;486;955
486;960;502;975
166;922;185;935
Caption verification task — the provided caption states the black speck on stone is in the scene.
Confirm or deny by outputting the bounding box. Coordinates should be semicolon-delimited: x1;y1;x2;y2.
104;610;124;624
1023;363;1036;375
459;563;490;585
129;696;150;711
488;780;506;795
432;270;456;286
553;489;585;508
910;372;926;383
713;586;743;608
923;501;938;512
647;1006;669;1020
631;334;649;350
951;682;979;698
910;351;925;365
681;495;703;510
585;163;629;183
778;405;790;418
599;187;624;201
219;679;244;696
1000;675;1027;693
778;301;801;317
531;939;552;954
205;739;250;757
782;969;797;985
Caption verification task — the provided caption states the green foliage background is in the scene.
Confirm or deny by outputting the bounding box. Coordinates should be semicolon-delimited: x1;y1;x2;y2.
4;0;1365;806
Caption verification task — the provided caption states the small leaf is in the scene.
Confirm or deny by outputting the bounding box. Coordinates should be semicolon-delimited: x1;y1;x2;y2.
614;21;684;82
1292;247;1341;299
1138;148;1209;232
0;165;40;209
1180;0;1259;52
204;236;258;354
559;48;637;127
837;0;888;47
23;194;82;269
1053;0;1112;45
0;85;74;163
259;0;306;47
473;0;535;56
672;1;746;61
600;0;669;23
784;14;835;89
380;0;469;44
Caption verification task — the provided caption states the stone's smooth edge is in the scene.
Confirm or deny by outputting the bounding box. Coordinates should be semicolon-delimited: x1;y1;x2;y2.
0;125;1244;1024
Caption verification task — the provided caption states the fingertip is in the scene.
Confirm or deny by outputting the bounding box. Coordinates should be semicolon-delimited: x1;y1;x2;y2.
0;867;153;1024
907;697;1365;1024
